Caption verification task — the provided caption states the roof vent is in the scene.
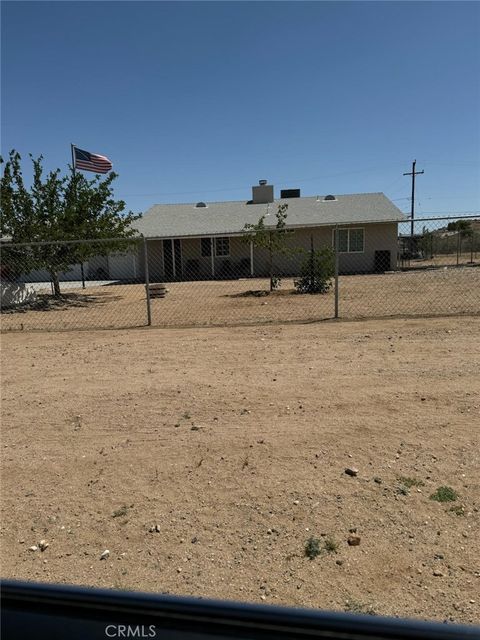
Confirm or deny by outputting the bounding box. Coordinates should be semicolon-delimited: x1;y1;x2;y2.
195;202;207;208
258;179;267;186
324;194;337;201
281;188;300;199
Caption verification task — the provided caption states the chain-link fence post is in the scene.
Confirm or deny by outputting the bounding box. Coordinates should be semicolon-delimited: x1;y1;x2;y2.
334;223;339;318
143;236;152;326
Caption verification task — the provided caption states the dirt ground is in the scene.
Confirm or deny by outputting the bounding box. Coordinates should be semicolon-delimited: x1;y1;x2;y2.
1;316;479;625
2;266;479;332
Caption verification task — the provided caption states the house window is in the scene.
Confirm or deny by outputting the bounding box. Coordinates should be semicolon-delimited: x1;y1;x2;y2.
349;228;364;252
201;238;212;257
333;228;364;253
215;237;230;257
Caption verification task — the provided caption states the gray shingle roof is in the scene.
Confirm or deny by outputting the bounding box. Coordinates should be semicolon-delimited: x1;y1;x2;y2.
133;193;407;239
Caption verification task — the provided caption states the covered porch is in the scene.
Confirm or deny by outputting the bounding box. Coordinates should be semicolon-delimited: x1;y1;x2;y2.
144;235;255;282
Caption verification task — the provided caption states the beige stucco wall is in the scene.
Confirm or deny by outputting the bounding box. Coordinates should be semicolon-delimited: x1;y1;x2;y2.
141;223;398;282
252;223;398;275
145;240;163;281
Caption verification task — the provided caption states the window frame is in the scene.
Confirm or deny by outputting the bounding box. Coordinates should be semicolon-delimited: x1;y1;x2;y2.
332;227;365;254
215;237;230;257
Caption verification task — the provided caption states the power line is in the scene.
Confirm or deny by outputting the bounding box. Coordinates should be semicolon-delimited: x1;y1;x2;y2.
118;162;408;198
423;160;479;166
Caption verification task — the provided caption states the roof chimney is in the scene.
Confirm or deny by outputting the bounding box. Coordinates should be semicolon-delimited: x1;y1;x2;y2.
252;180;274;204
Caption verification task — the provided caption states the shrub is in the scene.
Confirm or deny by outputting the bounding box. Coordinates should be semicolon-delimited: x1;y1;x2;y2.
430;486;458;503
448;504;465;516
397;476;425;488
345;599;377;616
324;537;338;554
294;247;334;294
305;536;322;560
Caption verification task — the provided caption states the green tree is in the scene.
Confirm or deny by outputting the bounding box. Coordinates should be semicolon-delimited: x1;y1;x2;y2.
242;203;292;292
446;220;472;234
1;150;140;296
418;229;434;260
447;219;473;264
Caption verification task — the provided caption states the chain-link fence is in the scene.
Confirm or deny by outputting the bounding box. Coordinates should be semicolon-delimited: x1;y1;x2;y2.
0;238;146;332
1;216;479;332
337;216;480;319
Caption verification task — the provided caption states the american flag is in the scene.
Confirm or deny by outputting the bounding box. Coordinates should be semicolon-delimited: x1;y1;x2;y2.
73;146;112;174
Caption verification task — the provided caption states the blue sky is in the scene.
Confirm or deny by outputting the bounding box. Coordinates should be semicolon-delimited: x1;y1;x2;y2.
2;1;479;219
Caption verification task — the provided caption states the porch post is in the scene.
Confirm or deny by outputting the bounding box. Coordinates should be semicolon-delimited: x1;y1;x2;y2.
210;237;215;278
250;239;254;276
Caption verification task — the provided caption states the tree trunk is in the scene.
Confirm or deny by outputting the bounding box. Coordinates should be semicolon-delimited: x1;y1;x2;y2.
80;262;86;289
50;271;61;297
309;235;314;291
269;235;273;292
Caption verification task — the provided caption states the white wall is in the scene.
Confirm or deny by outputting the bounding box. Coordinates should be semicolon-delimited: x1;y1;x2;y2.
22;264;86;283
107;252;139;280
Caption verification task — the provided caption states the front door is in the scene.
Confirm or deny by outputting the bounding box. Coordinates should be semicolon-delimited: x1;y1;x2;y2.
162;239;182;281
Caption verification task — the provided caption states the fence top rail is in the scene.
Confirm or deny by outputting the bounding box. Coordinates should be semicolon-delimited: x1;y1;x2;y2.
400;215;480;223
1;236;143;249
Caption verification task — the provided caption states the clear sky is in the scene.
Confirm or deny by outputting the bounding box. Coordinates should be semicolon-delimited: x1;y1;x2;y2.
2;1;479;219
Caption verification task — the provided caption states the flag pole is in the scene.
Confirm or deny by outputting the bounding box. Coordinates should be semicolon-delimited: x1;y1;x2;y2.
71;144;86;289
71;143;76;175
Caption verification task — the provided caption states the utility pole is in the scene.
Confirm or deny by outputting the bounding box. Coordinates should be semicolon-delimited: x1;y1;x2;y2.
403;159;424;237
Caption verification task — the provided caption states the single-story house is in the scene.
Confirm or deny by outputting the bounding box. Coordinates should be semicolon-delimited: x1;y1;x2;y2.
5;182;407;285
128;182;407;282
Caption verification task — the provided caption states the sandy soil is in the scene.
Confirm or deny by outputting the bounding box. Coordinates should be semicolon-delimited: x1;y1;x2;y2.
2;266;479;332
1;316;479;624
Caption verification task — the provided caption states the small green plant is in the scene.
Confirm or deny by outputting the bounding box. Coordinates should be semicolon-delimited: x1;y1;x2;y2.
448;504;465;516
397;476;425;488
396;485;409;496
324;537;338;554
305;536;322;560
112;505;128;518
182;412;191;420
294;246;334;294
345;599;377;616
430;486;458;503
